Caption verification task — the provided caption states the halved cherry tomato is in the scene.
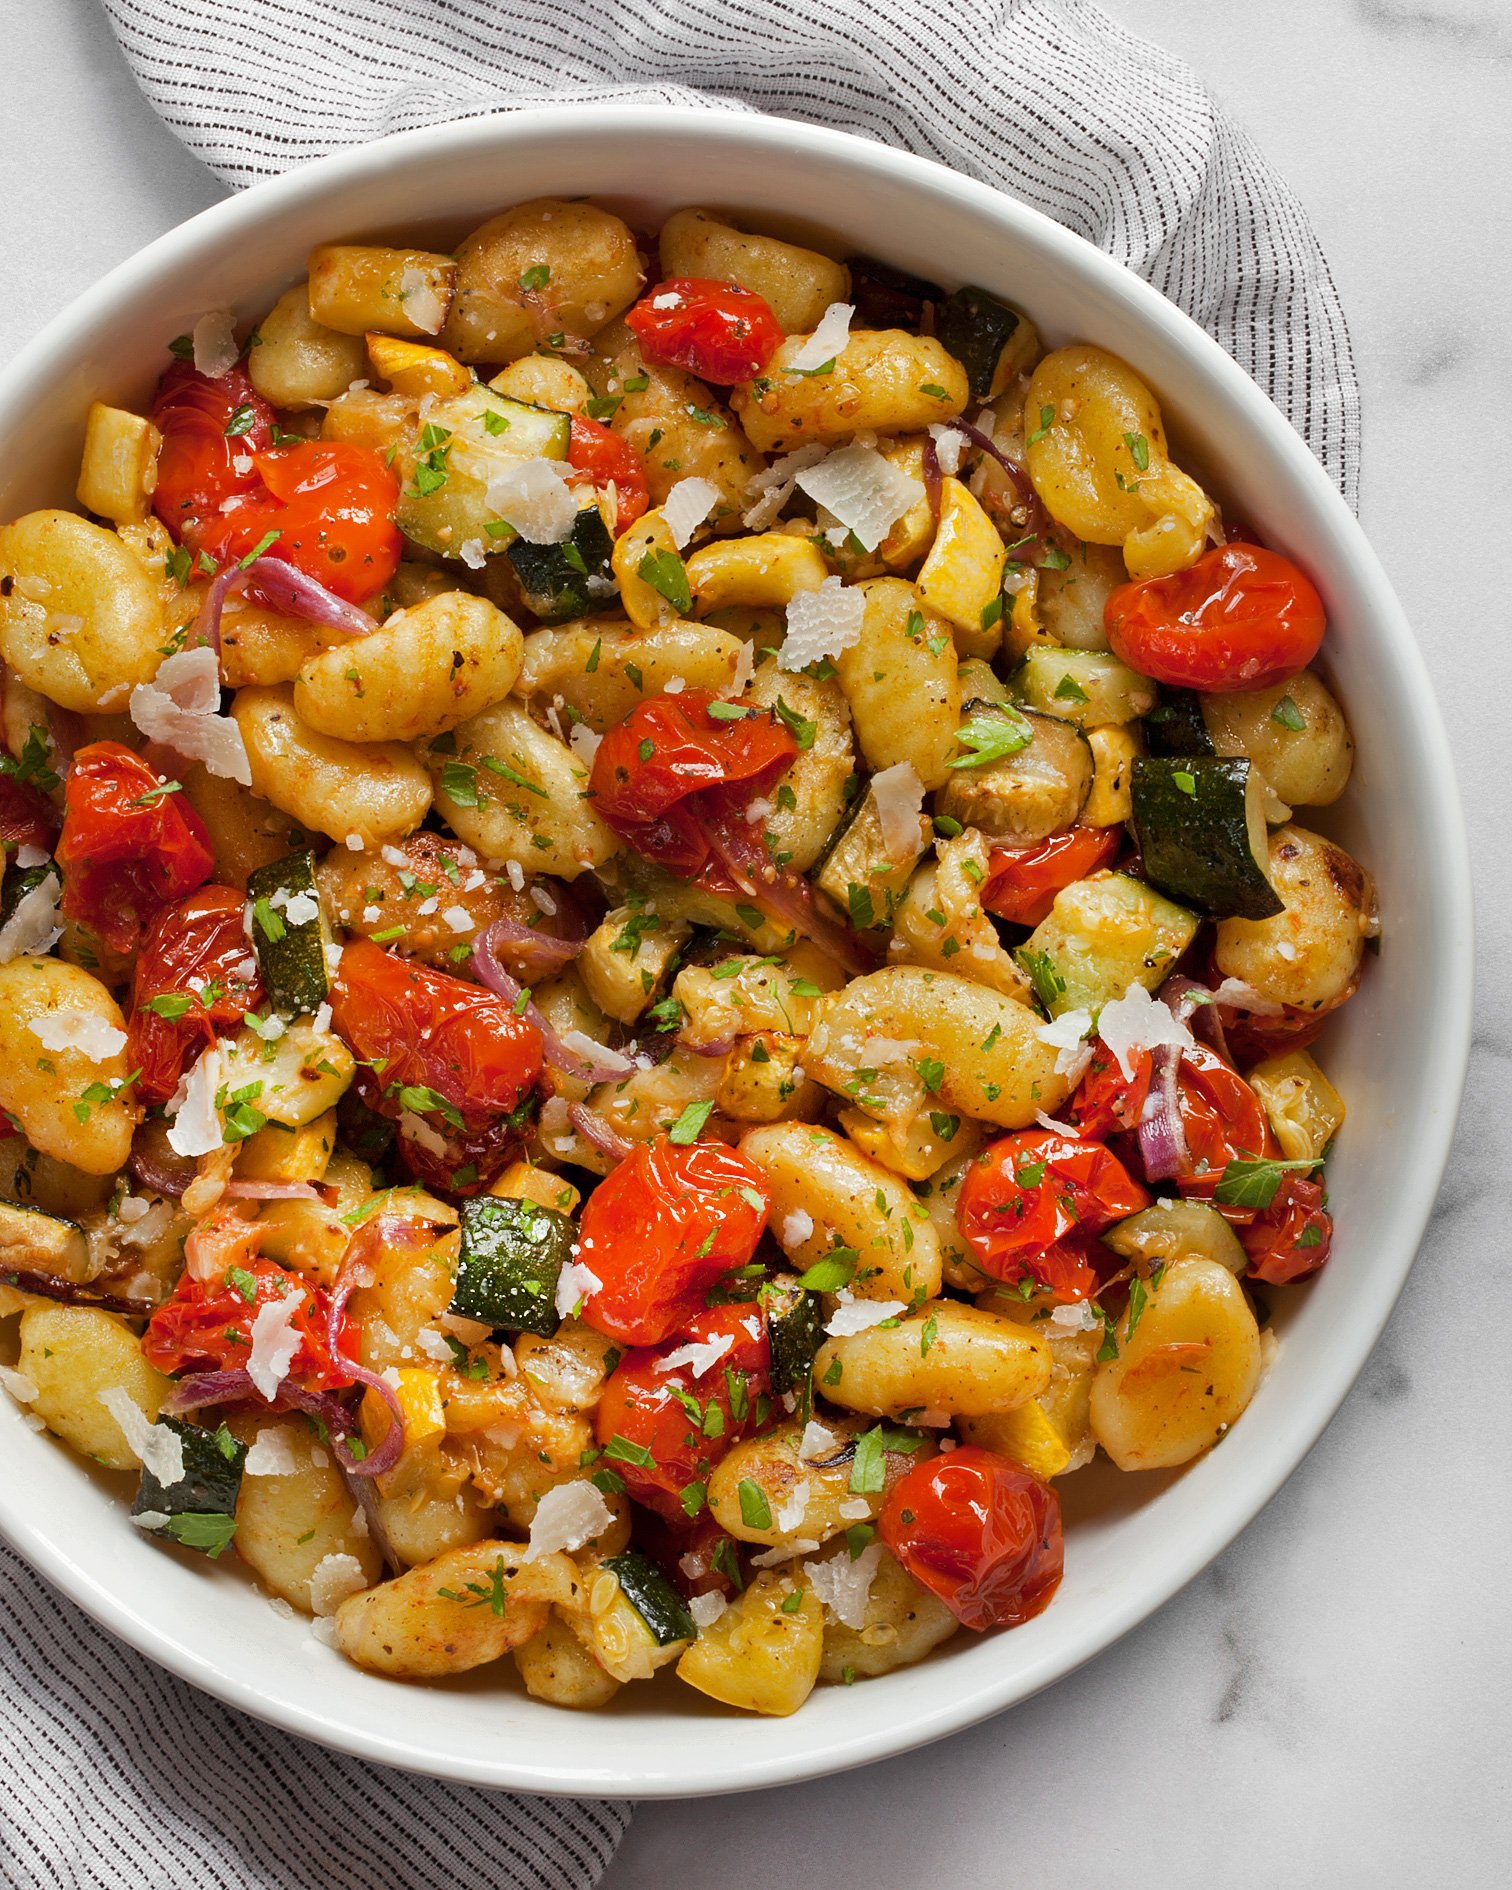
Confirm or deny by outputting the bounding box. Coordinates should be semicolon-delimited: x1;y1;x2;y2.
566;416;649;534
1105;543;1326;692
958;1129;1149;1300
1172;1040;1277;1215
982;826;1121;928
625;278;785;385
1218;994;1343;1066
126;887;265;1104
192;441;403;604
329;938;542;1147
594;1302;771;1522
576;1136;770;1347
589;691;797;888
1070;1040;1153;1138
150;362;275;543
638;1508;745;1599
1241;1174;1332;1284
879;1446;1063;1631
143;1257;355;1393
56;743;215;954
0;773;59;852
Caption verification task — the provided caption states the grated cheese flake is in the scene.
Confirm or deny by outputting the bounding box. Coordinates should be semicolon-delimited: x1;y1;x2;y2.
166;1043;226;1158
130;646;251;785
396;266;446;335
246;1289;309;1401
660;476;721;549
751;1540;818;1568
555;1259;602;1323
741;440;831;531
485;459;577;544
655;1332;735;1380
798;1419;841;1462
795;442;925;551
787;302;854;374
781;1208;815;1249
309;1552;369;1616
928;422;966;477
870;760;926;861
778;576;865;672
1096;983;1194;1081
773;1479;811;1534
824;1290;906;1338
0;1365;39;1405
244;1428;300;1476
191;309;239;379
803;1539;883;1628
1035;1007;1096;1080
99;1388;185;1486
689;1590;728;1630
0;873;62;964
524;1479;614;1561
28;1011;127;1059
441;905;474;933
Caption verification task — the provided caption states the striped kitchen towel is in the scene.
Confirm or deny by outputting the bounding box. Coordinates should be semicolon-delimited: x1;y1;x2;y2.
2;5;1359;1887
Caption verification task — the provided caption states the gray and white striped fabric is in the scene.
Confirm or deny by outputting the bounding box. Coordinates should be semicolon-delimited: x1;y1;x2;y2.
2;5;1359;1887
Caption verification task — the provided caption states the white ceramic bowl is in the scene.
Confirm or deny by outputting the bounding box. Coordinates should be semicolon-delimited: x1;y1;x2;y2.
0;106;1472;1798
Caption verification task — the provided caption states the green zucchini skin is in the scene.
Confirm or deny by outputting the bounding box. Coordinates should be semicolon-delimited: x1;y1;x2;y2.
507;506;616;624
1142;690;1216;757
0;859;58;928
1131;755;1284;921
452;1195;575;1336
246;849;330;1016
1014;646;1158;728
131;1415;247;1555
845;254;943;332
604;1550;696;1646
935;286;1023;401
761;1276;823;1402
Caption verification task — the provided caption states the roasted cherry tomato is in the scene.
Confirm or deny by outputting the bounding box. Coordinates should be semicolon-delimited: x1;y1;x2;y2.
879;1446;1064;1631
192;440;403;604
1171;1041;1277;1214
143;1257;355;1393
0;772;59;852
1217;995;1341;1066
329;938;542;1145
127;886;266;1103
566;416;649;534
1241;1174;1332;1284
982;825;1121;928
625;278;785;385
593;1301;771;1522
150;361;275;543
56;742;215;955
1105;543;1326;692
1070;1040;1153;1138
576;1136;770;1346
589;690;797;887
638;1508;746;1600
958;1129;1149;1299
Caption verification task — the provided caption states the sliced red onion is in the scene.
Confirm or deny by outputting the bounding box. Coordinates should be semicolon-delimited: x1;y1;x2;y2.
222;1179;329;1202
164;1369;383;1476
685;1034;738;1059
189;555;378;658
568;1102;635;1165
944;418;1042;516
324;1215;448;1479
1136;1042;1190;1182
476;909;583;982
0;1269;157;1318
703;813;876;976
128;1143;196;1200
162;1368;264;1415
472;924;628;1083
921;429;943;520
188;562;245;654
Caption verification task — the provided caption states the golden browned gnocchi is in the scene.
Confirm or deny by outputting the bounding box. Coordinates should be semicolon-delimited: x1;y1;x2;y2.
0;193;1368;1722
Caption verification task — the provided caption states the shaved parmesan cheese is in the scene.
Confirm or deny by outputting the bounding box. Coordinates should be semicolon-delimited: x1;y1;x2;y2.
0;1365;39;1405
277;888;319;927
798;1419;841;1462
1035;1109;1081;1136
751;1540;818;1568
1048;1300;1101;1332
555;1259;602;1323
525;1479;613;1561
1207;977;1283;1016
441;905;474;933
397;266;446;335
689;1590;728;1630
559;1029;634;1076
530;885;558;917
729;637;757;695
870;760;925;860
309;1552;369;1616
130;647;251;785
803;1540;883;1628
650;290;683;311
929;422;966;477
825;1291;905;1338
661;476;720;549
778;576;865;672
773;1479;810;1534
99;1389;185;1486
167;1043;225;1158
28;1011;127;1059
795;443;924;552
131;1510;172;1532
787;302;854;373
837;1497;872;1520
567;719;604;767
1096;983;1194;1081
1035;1007;1095;1080
398;1110;449;1158
246;1289;308;1401
742;440;831;531
0;873;62;963
14;845;49;870
781;1208;815;1248
191;309;239;379
486;459;577;544
656;1332;735;1380
244;1428;300;1476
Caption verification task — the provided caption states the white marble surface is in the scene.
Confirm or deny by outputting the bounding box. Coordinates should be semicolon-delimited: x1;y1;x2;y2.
1;1;1508;1883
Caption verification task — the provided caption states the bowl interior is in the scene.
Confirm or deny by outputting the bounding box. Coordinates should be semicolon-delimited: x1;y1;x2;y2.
0;108;1471;1797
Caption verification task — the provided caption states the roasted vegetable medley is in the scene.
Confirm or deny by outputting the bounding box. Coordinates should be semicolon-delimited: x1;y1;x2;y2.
0;197;1375;1714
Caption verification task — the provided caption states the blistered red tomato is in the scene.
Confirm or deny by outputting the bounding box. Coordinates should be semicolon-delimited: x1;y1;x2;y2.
1105;543;1326;692
880;1446;1064;1631
143;1258;355;1393
589;691;797;886
329;940;542;1177
1172;1041;1277;1214
982;826;1121;928
566;416;649;534
56;743;215;954
958;1129;1149;1299
1241;1174;1332;1284
576;1136;770;1346
1070;1041;1153;1139
625;279;784;384
150;361;275;541
127;887;265;1103
192;441;402;604
0;773;58;852
594;1302;771;1522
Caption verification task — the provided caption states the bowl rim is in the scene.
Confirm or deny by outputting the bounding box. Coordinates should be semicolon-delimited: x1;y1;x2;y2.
0;101;1473;1800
